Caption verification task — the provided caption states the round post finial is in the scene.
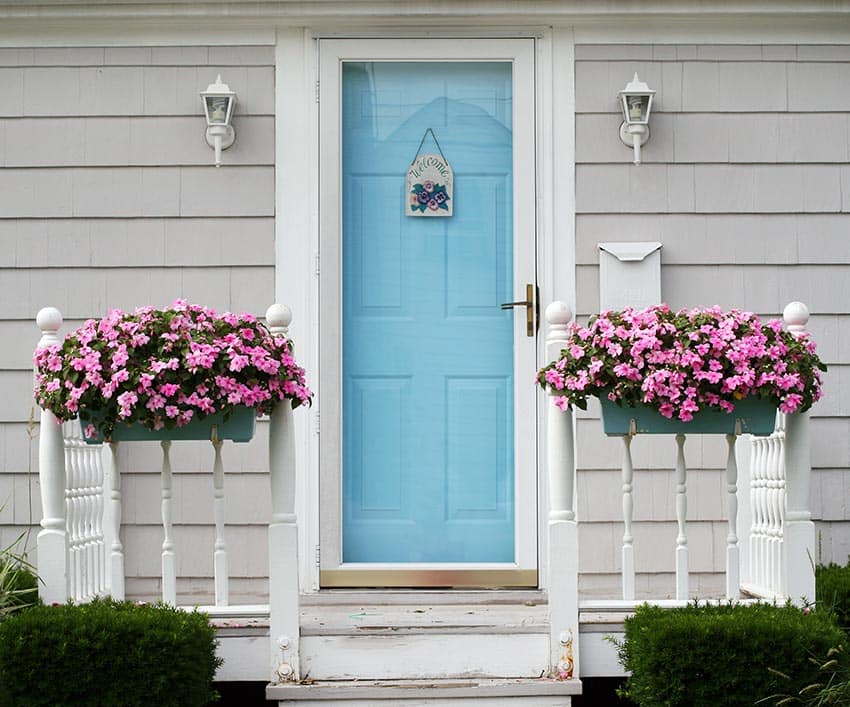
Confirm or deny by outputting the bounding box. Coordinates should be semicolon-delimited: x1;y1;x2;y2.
545;301;573;328
266;303;292;335
783;301;809;339
36;307;63;349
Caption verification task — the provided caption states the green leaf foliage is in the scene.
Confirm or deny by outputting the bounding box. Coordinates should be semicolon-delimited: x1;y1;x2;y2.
817;562;850;631
616;602;844;707
0;533;38;619
0;599;222;707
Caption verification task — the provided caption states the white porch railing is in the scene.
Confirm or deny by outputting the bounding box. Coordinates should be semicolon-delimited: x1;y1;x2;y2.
543;300;816;614
34;303;301;683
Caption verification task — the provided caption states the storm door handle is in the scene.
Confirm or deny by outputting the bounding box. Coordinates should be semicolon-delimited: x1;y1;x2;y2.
500;283;538;337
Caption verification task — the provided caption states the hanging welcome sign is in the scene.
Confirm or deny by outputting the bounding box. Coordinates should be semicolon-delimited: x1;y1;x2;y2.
406;129;453;217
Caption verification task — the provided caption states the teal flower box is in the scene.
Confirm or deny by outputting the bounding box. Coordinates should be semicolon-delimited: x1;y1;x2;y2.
80;405;256;445
599;396;777;437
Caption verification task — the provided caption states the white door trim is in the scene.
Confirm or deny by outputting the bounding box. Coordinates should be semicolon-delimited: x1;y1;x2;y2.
274;27;576;593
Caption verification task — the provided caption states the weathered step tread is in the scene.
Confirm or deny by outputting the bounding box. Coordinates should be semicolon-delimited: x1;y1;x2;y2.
266;677;582;701
301;602;549;636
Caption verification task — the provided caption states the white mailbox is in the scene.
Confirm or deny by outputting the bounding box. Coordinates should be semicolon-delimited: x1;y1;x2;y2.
598;242;663;311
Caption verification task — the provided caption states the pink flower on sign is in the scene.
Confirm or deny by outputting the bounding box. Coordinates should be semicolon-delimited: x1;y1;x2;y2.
536;304;826;419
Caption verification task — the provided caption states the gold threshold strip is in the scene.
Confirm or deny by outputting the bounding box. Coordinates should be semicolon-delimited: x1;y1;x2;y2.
320;569;537;589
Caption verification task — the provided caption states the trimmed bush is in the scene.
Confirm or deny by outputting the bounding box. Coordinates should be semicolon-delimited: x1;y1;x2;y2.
817;562;850;630
616;602;845;707
0;598;222;707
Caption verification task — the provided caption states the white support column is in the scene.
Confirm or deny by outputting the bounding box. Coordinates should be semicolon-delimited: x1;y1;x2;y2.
267;304;301;683
782;301;816;606
725;432;740;599
160;440;176;606
621;434;635;601
545;301;579;681
674;434;689;601
212;433;229;607
35;307;69;605
104;441;124;599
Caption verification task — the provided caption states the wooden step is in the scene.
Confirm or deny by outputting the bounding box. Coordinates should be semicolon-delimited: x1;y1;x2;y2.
299;599;551;681
266;677;581;705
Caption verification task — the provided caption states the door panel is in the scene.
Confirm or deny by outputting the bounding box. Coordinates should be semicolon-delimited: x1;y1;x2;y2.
342;61;514;564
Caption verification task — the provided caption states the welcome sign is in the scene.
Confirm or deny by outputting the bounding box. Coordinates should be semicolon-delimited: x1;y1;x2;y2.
406;153;453;217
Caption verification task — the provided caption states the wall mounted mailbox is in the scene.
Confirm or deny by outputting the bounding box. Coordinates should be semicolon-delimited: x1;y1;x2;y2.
598;242;663;312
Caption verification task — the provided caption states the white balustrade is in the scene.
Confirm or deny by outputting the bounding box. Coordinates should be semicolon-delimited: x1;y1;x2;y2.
36;302;304;620
63;422;108;602
266;303;301;683
545;301;580;680
674;434;689;601
724;431;740;599
212;433;229;607
160;440;176;606
621;435;635;600
781;302;816;606
35;307;69;605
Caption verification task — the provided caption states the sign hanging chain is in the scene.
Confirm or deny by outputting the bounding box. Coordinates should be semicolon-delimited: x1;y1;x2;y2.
410;127;448;165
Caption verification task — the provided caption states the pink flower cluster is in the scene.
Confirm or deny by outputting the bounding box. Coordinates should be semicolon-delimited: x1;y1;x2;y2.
537;305;826;421
34;300;312;439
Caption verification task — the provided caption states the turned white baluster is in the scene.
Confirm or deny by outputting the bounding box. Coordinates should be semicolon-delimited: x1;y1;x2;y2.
749;435;766;591
35;307;69;604
725;432;739;599
212;432;229;607
775;414;787;594
621;434;635;601
104;440;124;599
782;301;816;606
160;440;176;605
674;434;688;600
545;301;579;679
267;304;301;682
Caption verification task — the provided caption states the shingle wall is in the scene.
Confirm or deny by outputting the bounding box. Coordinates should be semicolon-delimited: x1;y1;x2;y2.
574;43;850;598
0;44;276;603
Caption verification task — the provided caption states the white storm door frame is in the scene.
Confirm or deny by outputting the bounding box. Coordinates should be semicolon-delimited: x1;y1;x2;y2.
318;37;538;587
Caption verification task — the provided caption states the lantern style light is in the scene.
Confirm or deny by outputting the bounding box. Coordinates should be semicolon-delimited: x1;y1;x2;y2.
200;75;237;167
617;73;655;165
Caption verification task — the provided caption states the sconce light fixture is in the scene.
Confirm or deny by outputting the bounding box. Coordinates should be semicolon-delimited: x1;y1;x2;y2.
618;73;655;165
200;75;237;167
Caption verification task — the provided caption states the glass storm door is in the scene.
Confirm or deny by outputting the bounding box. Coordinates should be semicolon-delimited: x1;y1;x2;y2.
319;39;537;587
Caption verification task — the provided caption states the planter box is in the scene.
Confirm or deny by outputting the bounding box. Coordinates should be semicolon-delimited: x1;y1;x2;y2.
599;396;777;437
80;406;256;444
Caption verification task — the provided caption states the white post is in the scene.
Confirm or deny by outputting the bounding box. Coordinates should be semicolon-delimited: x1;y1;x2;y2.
104;441;124;599
160;440;176;606
674;434;688;601
212;433;229;607
621;434;635;601
35;307;69;605
545;301;580;681
267;304;301;683
725;432;739;599
782;301;816;606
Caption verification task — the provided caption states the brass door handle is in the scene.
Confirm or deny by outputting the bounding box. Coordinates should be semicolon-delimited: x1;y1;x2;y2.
500;283;538;337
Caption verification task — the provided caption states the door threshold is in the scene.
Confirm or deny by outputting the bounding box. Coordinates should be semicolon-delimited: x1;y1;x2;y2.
302;589;547;606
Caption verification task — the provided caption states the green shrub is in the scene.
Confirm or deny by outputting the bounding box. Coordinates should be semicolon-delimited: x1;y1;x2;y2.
0;598;222;707
616;602;845;707
817;563;850;630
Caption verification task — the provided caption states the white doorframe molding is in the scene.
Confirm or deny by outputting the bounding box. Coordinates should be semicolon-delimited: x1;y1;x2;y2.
275;26;577;593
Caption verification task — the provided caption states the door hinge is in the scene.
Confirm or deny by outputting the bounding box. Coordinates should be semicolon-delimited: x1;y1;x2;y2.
314;545;321;568
315;80;320;104
312;410;320;436
314;252;320;276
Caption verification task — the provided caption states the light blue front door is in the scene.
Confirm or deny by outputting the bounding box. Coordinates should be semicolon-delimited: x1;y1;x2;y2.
341;61;517;565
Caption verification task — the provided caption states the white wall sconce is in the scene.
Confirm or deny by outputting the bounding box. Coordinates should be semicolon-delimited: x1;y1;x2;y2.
200;75;237;167
618;73;655;165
